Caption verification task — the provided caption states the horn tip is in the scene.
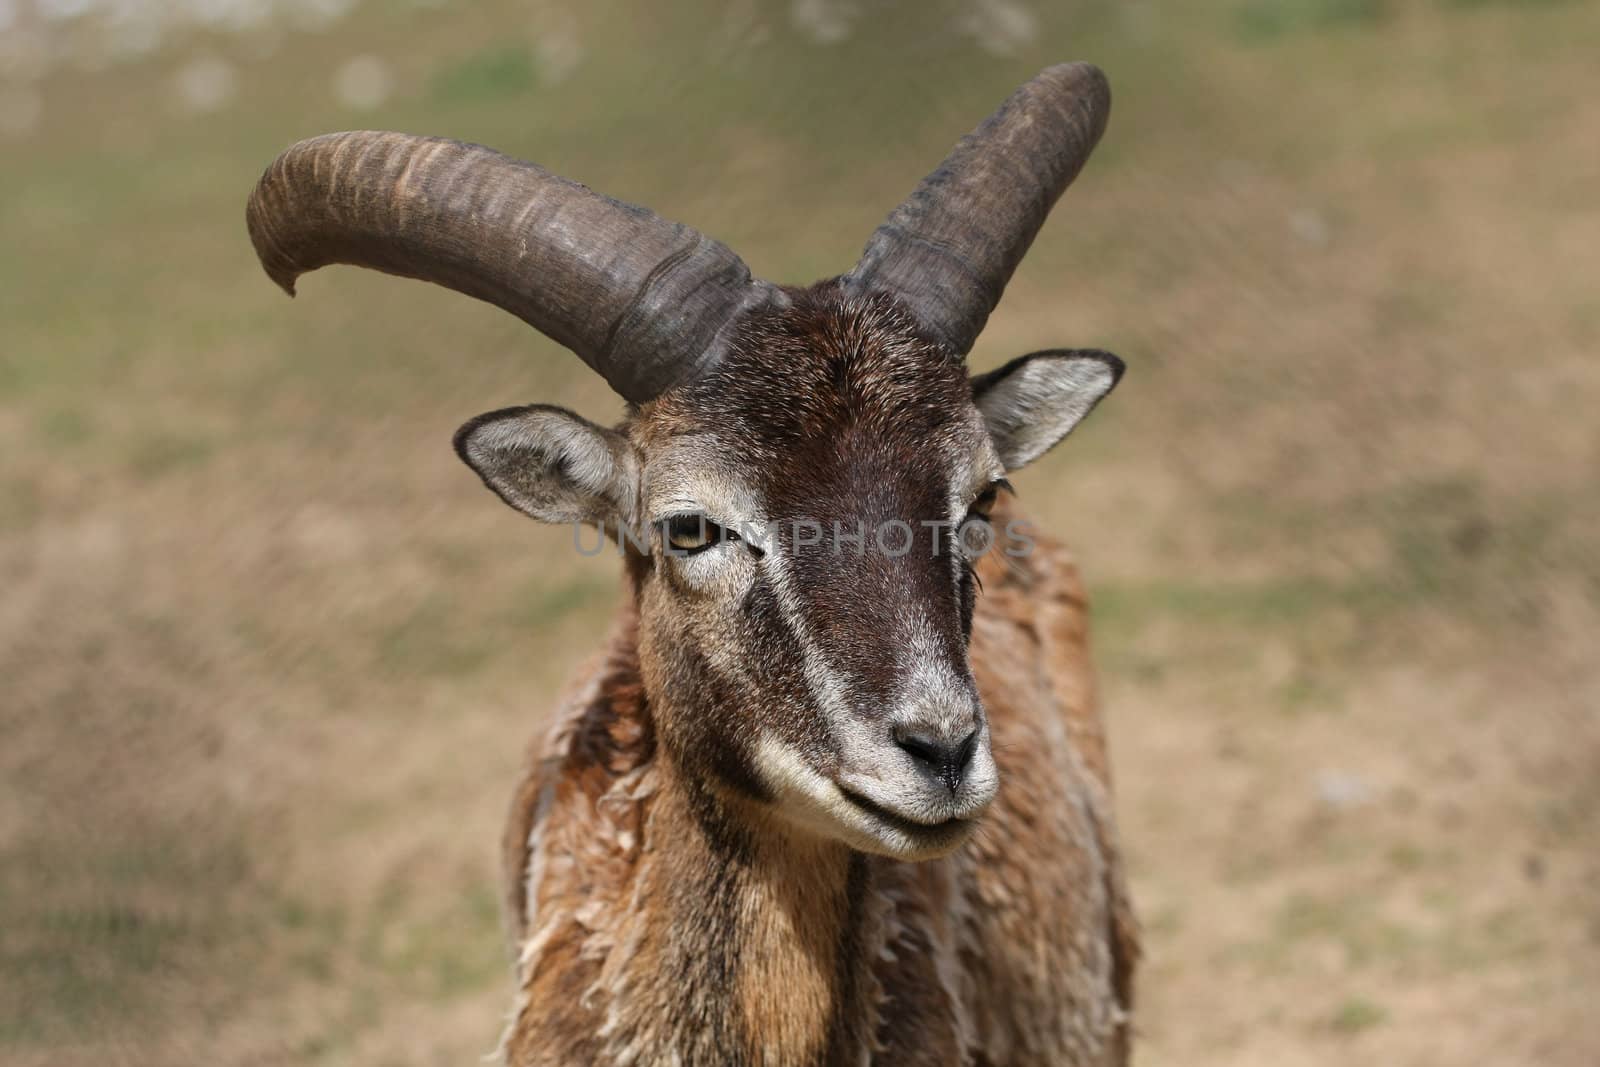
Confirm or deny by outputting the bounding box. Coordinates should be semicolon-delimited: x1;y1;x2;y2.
262;264;299;297
1040;61;1111;107
1042;60;1108;85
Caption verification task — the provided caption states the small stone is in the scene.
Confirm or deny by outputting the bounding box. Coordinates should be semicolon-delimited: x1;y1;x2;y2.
957;0;1039;57
1315;769;1371;811
791;0;854;44
174;55;238;114
38;0;97;20
333;53;392;111
535;22;583;85
192;0;274;33
1289;207;1331;248
292;0;356;32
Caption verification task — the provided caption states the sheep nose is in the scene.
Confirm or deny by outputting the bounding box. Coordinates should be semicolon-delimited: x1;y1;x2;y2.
893;724;980;794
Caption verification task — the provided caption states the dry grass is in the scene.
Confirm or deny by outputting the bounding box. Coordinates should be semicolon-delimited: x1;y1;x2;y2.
2;0;1597;1063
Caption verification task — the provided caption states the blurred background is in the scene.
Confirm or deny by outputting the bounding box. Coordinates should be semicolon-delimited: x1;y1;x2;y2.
2;0;1597;1063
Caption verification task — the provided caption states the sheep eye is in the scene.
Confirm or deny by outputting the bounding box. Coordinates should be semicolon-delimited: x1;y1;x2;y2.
665;513;734;555
967;478;1011;522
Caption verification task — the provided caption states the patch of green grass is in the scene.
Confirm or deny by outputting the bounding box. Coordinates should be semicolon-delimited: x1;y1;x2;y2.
376;595;492;679
1273;672;1346;715
1330;995;1389;1033
1385;842;1427;872
127;431;216;478
357;870;503;998
430;44;540;104
507;573;614;632
1247;885;1548;980
1094;579;1369;681
1184;477;1591;662
1262;891;1427;971
0;831;259;1045
1095;575;1366;635
1231;0;1388;42
277;897;350;984
1372;285;1450;338
1092;572;1391;696
0;478;43;533
1439;0;1574;8
1371;479;1576;621
36;406;95;449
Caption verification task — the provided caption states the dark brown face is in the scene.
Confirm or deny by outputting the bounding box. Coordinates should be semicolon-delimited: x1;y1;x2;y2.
631;287;1005;859
453;282;1121;860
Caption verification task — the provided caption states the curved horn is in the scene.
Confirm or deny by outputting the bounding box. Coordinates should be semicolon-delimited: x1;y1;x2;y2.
247;131;774;402
845;63;1111;357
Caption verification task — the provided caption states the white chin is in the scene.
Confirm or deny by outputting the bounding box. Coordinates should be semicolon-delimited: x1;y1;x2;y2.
751;735;989;860
844;815;978;861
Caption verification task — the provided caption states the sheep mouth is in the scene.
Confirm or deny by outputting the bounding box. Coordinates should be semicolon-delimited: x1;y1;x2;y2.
836;784;969;839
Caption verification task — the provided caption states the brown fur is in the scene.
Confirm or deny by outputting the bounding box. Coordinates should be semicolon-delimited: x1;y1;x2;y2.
499;496;1137;1065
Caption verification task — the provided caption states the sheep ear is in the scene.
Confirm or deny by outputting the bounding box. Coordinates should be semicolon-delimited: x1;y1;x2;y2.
971;350;1123;472
454;405;638;528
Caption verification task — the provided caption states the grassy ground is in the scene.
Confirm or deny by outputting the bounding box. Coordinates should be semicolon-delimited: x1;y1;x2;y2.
2;0;1597;1063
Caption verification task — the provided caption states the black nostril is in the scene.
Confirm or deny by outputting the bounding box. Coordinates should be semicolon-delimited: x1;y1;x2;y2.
894;730;943;766
893;725;979;793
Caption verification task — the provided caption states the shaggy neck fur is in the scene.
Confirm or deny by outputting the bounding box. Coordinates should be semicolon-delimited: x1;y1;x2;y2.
621;541;884;1063
504;517;1139;1066
638;765;878;1065
506;597;885;1067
